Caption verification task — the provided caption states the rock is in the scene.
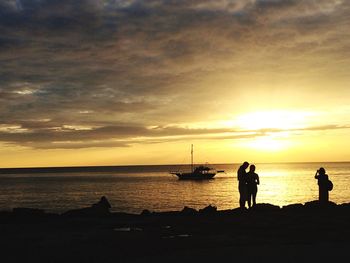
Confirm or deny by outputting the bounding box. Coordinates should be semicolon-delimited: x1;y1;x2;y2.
13;207;46;216
141;209;151;216
181;206;197;215
282;203;304;211
304;200;337;209
250;203;280;212
232;207;248;213
62;196;111;217
339;203;350;212
199;205;217;215
304;200;318;208
92;196;111;211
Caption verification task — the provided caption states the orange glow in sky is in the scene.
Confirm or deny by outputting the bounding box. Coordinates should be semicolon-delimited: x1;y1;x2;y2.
1;1;350;167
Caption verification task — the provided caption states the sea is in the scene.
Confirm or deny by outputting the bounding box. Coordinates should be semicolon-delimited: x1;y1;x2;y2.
0;162;349;214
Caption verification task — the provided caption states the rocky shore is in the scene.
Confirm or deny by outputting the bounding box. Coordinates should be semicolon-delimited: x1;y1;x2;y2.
0;199;349;263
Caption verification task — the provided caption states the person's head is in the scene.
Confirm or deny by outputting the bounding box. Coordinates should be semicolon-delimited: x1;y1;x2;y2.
242;161;249;169
318;167;326;175
249;165;256;172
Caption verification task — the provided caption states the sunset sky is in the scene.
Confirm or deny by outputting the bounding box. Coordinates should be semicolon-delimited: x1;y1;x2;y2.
1;0;350;167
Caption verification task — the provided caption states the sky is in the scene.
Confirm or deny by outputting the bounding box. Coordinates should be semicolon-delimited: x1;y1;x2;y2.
0;0;350;167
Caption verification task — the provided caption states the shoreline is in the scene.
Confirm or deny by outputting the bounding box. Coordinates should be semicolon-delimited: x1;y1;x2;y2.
1;199;348;216
0;199;347;215
0;200;349;262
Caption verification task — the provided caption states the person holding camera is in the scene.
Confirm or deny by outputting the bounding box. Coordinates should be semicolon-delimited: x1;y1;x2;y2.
315;167;332;203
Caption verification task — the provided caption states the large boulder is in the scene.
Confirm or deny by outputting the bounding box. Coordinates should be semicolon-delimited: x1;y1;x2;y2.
199;205;217;215
181;206;198;216
62;196;111;217
282;203;304;212
91;196;111;212
304;200;337;209
250;203;280;212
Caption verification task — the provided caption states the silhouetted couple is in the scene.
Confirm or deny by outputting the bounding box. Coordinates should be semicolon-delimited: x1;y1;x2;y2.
237;161;260;209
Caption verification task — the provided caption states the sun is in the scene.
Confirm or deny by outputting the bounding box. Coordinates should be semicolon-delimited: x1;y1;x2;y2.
243;135;291;152
233;110;311;151
235;110;311;131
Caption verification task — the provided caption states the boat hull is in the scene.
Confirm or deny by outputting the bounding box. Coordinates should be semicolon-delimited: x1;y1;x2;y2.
175;172;216;180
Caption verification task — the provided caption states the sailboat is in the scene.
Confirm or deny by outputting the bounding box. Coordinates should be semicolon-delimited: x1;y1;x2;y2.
170;145;217;180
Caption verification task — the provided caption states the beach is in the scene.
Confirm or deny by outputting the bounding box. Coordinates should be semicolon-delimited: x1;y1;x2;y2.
1;200;349;263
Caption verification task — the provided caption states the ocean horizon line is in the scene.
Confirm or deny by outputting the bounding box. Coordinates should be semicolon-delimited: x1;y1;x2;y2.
1;160;350;174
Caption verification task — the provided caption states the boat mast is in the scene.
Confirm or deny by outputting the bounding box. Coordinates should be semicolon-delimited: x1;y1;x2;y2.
191;144;193;173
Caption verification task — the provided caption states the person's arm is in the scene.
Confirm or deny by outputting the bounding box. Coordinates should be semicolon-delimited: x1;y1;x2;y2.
256;174;260;185
315;171;319;179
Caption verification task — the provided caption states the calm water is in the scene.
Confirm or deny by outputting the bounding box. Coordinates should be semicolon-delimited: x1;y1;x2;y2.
0;162;349;214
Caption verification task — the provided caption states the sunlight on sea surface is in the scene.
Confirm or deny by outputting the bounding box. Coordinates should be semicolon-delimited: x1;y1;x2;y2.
0;163;349;214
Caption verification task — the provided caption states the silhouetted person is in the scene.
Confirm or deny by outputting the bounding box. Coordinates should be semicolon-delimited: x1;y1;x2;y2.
315;167;330;203
246;164;260;208
237;161;249;208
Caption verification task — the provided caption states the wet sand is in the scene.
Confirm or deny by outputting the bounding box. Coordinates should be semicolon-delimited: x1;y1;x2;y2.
0;201;349;263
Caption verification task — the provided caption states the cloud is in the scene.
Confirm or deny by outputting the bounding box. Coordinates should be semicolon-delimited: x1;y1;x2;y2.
0;0;349;149
0;120;349;149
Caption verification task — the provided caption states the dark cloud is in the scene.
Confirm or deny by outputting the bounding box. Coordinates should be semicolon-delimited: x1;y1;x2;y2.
0;122;348;149
0;123;239;148
0;0;349;149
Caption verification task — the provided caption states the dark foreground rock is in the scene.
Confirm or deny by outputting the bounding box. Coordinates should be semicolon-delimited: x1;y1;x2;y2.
0;200;349;263
62;196;112;217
